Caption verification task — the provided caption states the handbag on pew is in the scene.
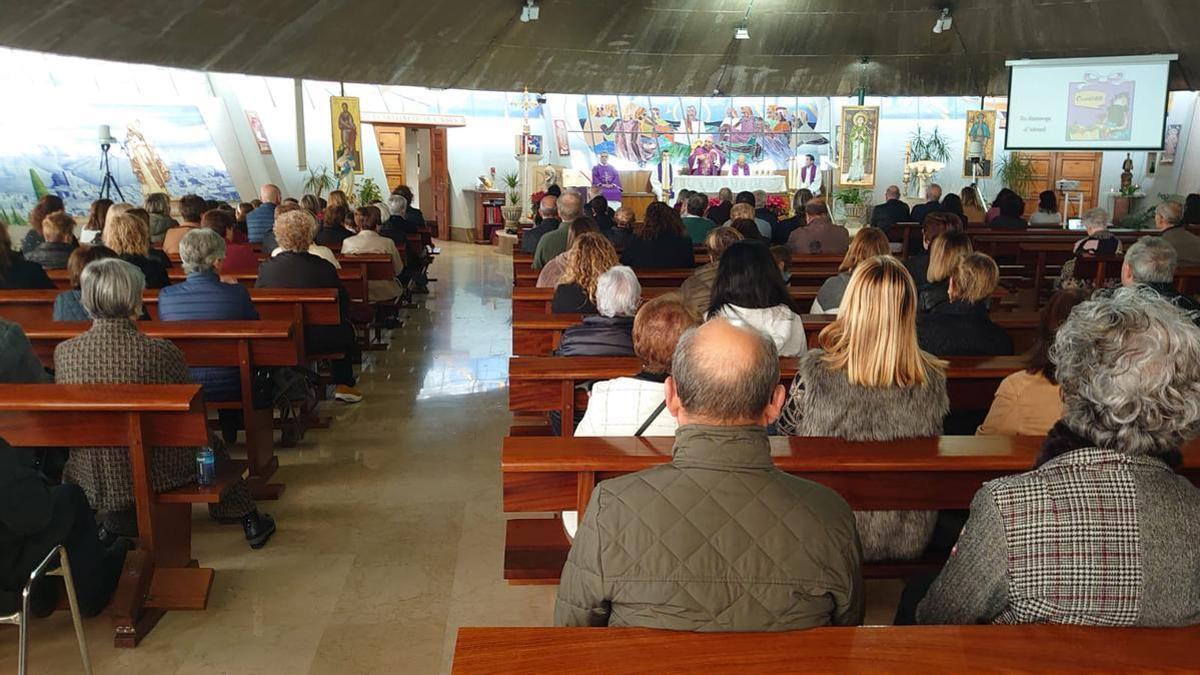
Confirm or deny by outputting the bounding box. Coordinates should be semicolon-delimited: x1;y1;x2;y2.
252;366;321;441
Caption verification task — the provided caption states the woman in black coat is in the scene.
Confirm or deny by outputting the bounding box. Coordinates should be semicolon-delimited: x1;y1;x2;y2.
917;252;1013;357
0;223;54;290
620;201;695;269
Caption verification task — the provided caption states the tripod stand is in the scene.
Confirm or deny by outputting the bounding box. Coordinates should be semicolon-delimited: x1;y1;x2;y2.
98;142;125;202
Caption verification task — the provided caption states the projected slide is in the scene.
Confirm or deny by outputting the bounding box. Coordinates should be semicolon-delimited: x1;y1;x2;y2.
1005;55;1174;150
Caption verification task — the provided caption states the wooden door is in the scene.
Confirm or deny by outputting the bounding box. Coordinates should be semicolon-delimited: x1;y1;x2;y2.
374;124;406;193
1015;151;1101;213
1021;152;1054;204
430;127;450;239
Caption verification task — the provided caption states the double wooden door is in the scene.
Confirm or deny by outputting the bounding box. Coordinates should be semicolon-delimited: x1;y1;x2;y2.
1020;152;1103;212
373;124;450;239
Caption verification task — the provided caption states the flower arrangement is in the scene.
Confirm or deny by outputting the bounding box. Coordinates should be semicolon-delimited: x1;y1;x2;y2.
764;194;788;217
708;196;722;208
530;190;547;211
1118;183;1141;198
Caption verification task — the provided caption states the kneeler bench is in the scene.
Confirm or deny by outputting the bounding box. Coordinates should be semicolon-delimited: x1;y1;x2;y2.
0;384;244;647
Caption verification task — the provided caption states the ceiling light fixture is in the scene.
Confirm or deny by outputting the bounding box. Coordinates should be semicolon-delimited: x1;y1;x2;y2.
520;0;540;23
734;26;750;40
932;7;952;34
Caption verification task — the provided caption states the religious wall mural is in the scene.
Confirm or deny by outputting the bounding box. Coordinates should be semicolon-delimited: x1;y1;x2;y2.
839;106;879;187
963;110;996;177
0;102;237;220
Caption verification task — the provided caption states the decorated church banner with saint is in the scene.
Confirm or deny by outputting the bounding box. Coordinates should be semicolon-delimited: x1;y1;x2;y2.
330;96;363;176
839;106;879;187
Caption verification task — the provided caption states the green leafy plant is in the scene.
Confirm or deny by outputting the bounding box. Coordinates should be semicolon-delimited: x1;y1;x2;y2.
1118;183;1141;198
832;187;870;205
909;126;953;164
996;152;1037;197
303;165;335;198
356;177;382;206
501;171;521;206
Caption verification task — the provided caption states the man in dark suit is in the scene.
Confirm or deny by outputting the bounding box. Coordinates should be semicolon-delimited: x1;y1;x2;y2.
908;184;944;226
521;196;560;254
706;187;734;226
256;209;362;402
870;185;912;229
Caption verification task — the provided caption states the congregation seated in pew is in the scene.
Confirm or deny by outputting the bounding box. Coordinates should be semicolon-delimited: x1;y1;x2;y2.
557;266;639;357
24;212;77;270
0;316;47;384
106;212;171;289
904;211;962;288
533;192;582;270
621;201;695;269
785;199;850;256
53;257;276;548
342;205;404;302
1121;236;1200;321
917;252;1014;357
204;207;259;275
538;218;601;290
521;195;559;254
707;240;806;357
603;205;636;250
914;288;1200;626
550;231;616;313
917;229;973;311
161;194;205;256
54;245;118;321
779;255;947;562
812;226;889;314
555;318;863;630
0;221;55;290
679;225;742;317
977;289;1086;436
270;201;340;269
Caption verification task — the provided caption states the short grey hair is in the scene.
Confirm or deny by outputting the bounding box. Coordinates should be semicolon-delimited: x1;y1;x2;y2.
1156;201;1182;227
671;319;780;421
926;183;943;201
387;194;408;216
1051;286;1200;456
374;200;391;221
80;258;145;320
753;190;767;208
1125;237;1176;284
1081;207;1109;231
178;228;226;274
595;266;640;318
538;196;558;217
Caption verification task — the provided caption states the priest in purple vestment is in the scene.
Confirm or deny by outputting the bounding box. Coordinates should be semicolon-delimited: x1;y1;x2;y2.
731;154;750;176
591;152;622;206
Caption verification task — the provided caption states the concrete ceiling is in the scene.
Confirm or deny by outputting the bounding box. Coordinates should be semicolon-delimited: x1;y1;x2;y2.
1;0;1196;96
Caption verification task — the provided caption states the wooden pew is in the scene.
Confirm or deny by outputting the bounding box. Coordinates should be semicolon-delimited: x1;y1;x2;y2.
500;434;1200;584
512;252;845;288
452;625;1200;672
0;384;243;647
508;355;1027;436
512;286;818;317
46;267;371;303
21;320;300;499
511;313;1040;358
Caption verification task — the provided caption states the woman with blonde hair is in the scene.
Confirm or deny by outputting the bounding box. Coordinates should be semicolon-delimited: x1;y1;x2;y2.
104;212;170;288
959;187;985;225
812;226;890;314
21;194;64;252
780;254;948;561
919;229;973;310
537;218;599;288
917;252;1013;356
326;190;350;211
552;231;620;314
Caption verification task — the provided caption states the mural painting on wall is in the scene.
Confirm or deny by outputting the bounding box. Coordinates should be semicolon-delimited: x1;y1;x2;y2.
963;110;996;178
553;120;571;157
330;96;363;176
839;106;879;187
574;96;830;173
1160;123;1181;164
0;102;238;220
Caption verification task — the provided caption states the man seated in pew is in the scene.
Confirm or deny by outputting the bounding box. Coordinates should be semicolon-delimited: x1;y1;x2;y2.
0;437;131;619
812;227;889;314
555;318;864;630
917;253;1013;357
557;266;639;357
537;219;600;290
707;240;807;357
159;229;260;443
603;205;636;250
1120;237;1200;322
679;226;742;317
915;288;1200;626
978;289;1086;436
54;246;118;321
258;209;363;404
1155;201;1200;267
382;194;431;293
0;317;48;383
54;258;277;549
785;200;850;256
521;195;559;255
342;206;403;303
780;256;948;562
869;185;911;230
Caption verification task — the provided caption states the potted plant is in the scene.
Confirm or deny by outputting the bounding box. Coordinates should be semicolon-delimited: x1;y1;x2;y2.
995;152;1036;199
832;187;872;224
500;171;523;232
355;177;382;206
303;165;335;198
909;127;953;164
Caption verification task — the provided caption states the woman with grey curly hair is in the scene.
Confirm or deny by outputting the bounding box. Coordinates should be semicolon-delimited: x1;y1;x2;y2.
914;286;1200;627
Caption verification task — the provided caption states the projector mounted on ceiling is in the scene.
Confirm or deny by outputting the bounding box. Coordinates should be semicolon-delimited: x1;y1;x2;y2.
932;8;952;34
520;0;539;22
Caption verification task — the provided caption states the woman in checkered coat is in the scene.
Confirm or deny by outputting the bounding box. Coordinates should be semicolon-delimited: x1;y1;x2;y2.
54;258;276;549
917;287;1200;626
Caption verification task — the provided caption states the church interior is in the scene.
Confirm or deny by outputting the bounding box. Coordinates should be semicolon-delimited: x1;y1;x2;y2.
1;1;1200;673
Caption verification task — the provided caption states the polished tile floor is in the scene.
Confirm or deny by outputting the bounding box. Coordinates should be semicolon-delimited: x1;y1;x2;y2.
0;242;899;674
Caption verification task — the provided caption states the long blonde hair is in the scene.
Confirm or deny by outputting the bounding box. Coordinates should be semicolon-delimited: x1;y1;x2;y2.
104;213;151;256
559;232;619;303
838;227;890;272
926;230;973;283
819;255;946;387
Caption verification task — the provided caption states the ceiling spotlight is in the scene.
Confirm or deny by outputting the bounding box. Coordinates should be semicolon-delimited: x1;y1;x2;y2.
932;7;952;34
520;0;539;22
734;25;750;40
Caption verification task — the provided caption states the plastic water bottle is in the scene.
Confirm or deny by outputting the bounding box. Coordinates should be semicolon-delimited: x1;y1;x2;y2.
196;447;216;486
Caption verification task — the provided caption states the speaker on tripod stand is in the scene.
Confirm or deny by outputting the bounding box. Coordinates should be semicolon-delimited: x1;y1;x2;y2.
97;125;125;202
966;139;986;212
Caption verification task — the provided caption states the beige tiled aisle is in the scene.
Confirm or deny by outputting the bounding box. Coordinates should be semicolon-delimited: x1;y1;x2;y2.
0;241;900;674
0;242;555;674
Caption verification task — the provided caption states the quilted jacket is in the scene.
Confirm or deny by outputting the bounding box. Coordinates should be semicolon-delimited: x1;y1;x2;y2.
554;424;864;631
